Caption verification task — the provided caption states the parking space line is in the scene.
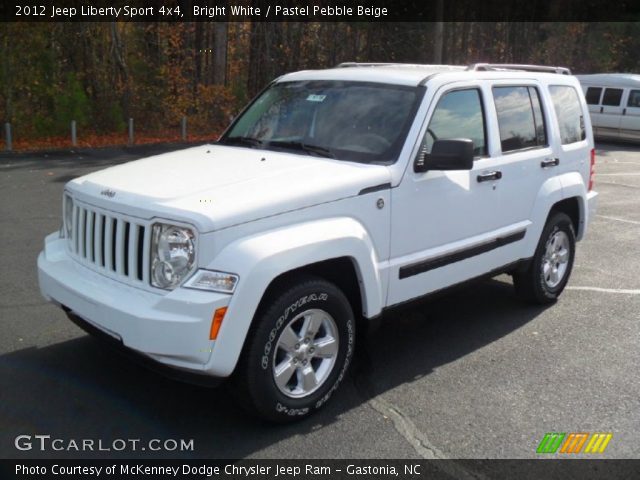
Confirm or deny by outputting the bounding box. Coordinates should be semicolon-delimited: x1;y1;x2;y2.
598;181;640;189
567;286;640;295
596;173;640;176
596;215;640;226
367;396;489;479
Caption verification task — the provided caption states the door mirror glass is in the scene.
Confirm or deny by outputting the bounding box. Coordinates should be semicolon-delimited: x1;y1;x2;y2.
414;138;474;172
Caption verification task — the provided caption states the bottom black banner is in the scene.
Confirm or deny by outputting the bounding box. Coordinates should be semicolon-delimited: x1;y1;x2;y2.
1;459;639;480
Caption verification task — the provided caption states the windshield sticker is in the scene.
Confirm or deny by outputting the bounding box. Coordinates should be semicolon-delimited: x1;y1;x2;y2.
306;94;326;102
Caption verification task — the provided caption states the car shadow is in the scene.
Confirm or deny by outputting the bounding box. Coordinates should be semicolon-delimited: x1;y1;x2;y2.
0;277;550;459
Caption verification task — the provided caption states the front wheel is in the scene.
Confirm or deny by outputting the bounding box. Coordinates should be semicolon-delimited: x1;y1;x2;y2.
234;275;355;422
513;212;576;304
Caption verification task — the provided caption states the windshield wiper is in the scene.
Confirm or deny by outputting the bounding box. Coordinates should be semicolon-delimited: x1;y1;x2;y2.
220;136;264;148
267;141;335;159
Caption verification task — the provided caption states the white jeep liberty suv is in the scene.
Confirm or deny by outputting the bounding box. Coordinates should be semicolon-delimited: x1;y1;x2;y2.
38;63;598;422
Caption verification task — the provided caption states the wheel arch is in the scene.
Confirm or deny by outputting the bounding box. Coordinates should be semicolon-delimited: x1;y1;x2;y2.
549;196;582;239
203;217;383;377
255;257;364;322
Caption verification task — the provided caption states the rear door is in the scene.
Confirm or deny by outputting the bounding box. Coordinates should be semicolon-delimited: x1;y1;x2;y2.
488;82;552;240
620;89;640;141
597;87;624;138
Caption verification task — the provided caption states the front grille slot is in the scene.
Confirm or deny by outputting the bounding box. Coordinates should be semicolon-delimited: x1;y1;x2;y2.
136;226;145;281
111;218;118;272
68;202;148;286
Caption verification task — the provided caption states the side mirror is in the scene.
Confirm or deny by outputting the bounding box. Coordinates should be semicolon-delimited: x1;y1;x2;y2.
414;138;474;173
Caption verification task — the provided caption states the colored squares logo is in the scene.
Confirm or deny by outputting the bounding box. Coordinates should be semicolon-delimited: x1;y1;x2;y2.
537;432;612;454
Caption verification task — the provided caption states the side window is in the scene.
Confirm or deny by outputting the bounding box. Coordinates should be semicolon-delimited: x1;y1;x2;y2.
628;90;640;108
422;88;487;157
549;85;586;145
602;88;623;106
585;87;603;105
493;86;547;152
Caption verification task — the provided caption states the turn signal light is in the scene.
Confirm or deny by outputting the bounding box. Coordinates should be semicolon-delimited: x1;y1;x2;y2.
209;307;228;340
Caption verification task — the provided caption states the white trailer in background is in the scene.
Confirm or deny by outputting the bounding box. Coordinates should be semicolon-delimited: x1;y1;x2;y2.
577;73;640;142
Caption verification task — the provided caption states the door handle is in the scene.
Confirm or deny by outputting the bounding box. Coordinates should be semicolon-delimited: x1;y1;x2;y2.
541;158;560;168
600;106;604;114
623;108;627;115
477;171;502;182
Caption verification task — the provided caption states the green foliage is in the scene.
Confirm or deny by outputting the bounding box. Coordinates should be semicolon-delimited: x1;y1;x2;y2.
53;73;91;131
1;22;639;142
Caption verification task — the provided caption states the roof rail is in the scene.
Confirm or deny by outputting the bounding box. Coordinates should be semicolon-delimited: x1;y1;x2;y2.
468;63;571;75
336;62;405;68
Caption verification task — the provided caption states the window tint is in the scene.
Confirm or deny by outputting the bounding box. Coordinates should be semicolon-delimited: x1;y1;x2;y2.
602;88;623;106
422;88;486;157
585;87;602;105
628;90;640;108
493;86;547;152
549;85;586;145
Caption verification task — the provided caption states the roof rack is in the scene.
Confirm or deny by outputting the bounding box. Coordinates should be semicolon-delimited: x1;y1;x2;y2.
336;62;411;68
468;63;571;75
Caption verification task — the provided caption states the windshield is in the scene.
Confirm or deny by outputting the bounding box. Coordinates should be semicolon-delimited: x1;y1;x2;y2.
220;80;424;164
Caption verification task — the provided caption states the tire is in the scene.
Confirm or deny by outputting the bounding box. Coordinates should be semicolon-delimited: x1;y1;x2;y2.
233;274;355;423
513;212;576;304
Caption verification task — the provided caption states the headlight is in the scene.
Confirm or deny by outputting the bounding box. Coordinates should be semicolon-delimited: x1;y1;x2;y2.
184;270;239;294
63;194;74;240
150;223;195;289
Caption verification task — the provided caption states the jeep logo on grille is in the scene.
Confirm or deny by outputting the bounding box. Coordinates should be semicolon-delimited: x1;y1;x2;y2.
100;189;116;198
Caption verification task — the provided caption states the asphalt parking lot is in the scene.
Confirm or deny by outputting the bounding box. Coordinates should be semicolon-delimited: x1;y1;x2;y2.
0;142;638;461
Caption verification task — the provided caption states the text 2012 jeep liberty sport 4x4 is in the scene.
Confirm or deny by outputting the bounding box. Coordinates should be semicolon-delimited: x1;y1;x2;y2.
38;63;598;421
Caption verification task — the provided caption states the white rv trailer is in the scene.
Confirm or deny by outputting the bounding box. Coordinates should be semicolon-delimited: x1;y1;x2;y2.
576;74;640;142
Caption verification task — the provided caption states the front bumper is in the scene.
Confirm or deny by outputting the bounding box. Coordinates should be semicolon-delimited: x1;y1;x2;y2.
38;232;230;375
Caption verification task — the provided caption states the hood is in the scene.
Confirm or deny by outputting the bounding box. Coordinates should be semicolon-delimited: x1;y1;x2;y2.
68;144;391;232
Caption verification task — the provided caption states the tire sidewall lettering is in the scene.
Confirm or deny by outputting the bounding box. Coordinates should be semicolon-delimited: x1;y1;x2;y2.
315;318;354;409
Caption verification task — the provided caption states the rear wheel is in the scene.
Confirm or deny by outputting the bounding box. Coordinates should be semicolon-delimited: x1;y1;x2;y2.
234;275;355;422
513;212;576;304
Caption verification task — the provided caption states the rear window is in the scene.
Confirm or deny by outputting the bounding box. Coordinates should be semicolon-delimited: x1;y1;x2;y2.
493;86;547;152
549;85;586;145
602;88;623;106
628;90;640;108
585;87;602;105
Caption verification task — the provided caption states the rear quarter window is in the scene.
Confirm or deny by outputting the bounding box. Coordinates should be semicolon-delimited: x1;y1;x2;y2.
548;85;586;145
628;90;640;108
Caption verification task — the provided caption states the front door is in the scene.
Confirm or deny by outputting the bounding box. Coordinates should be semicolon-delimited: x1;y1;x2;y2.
389;85;511;306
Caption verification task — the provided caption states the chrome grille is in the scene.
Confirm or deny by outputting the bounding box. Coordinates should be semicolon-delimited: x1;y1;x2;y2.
68;202;149;285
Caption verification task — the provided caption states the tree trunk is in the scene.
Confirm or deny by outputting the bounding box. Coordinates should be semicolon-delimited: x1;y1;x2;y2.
433;0;444;63
213;22;227;85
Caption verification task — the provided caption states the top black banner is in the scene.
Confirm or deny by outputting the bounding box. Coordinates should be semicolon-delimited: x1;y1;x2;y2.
2;0;640;22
